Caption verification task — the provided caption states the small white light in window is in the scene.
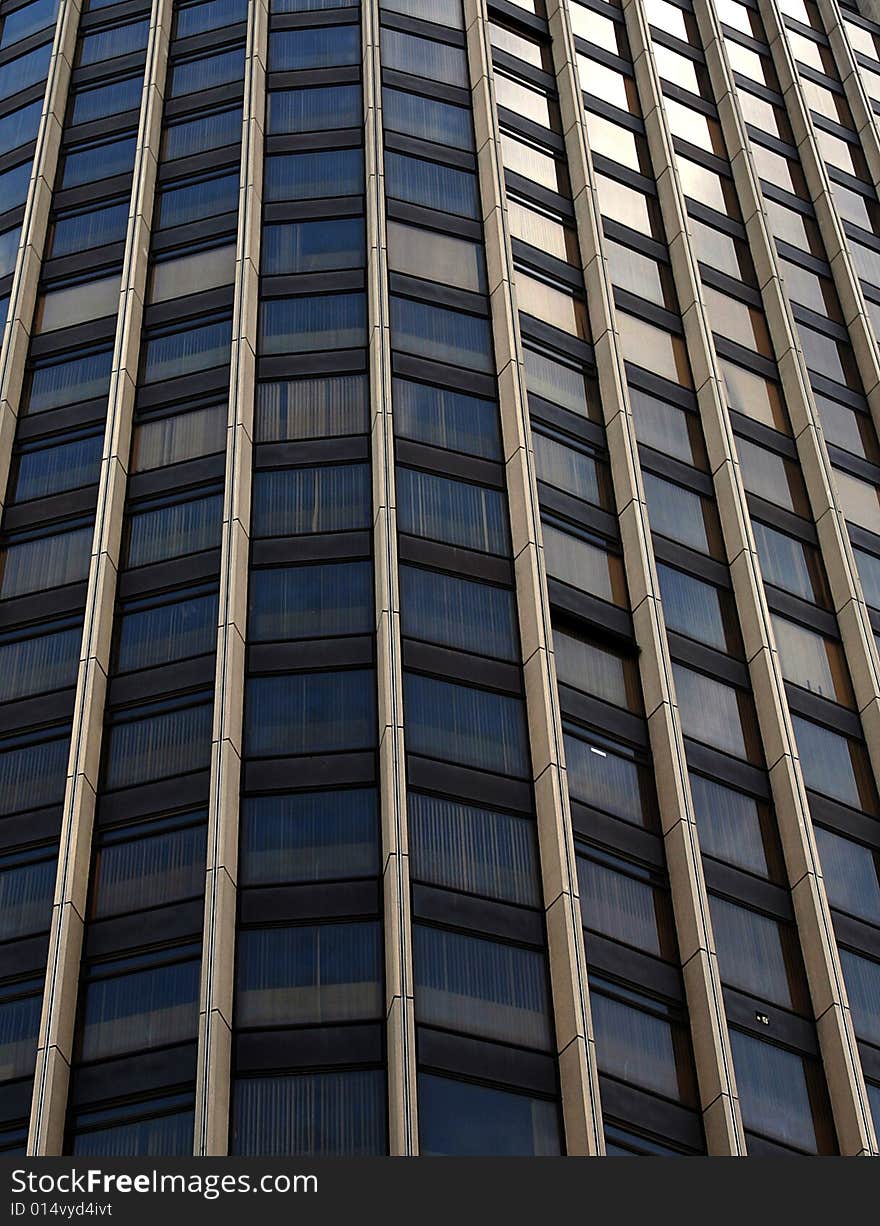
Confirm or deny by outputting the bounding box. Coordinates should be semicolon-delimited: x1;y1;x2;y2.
756;1013;770;1026
590;747;607;757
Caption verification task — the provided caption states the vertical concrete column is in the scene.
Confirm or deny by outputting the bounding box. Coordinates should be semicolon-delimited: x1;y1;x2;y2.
194;0;267;1157
628;0;875;1155
363;1;417;1157
465;0;605;1156
0;0;82;510
553;0;744;1156
27;0;173;1156
758;0;880;430
698;0;878;1156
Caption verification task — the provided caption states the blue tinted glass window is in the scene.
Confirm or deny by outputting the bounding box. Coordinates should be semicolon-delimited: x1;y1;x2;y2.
78;19;148;65
382;27;468;86
240;789;379;885
260;293;366;353
385;150;478;217
813;825;880;925
103;704;212;790
141;319;232;383
261;218;364;275
0;730;69;813
92;823;207;917
592;987;696;1105
656;562;737;653
391;296;493;371
382;86;472;149
236;922;382;1026
404;672;530;776
0;42;52;101
0;98;40;155
163;106;242;160
0;159;31;210
169;47;245;97
176;0;247;37
1;0;59;49
245;670;376;757
49;201;128;258
399;564;516;658
418;1074;560;1156
268;25;360;70
249;560;373;639
124;494;222;567
156;172;239;229
25;349;112;414
79;958;200;1061
0;225;20;278
61;135;136;187
11;434;102;502
0;855;55;941
231;1071;386;1157
0;526;91;598
251;465;370;536
0;624;80;702
264;148;363;201
0;993;41;1079
792;714;878;813
267;85;361;134
71;75;142;125
72;1109;194;1157
255;374;368;440
115;592;218;672
397;467;509;553
393;377;499;456
565;732;655;826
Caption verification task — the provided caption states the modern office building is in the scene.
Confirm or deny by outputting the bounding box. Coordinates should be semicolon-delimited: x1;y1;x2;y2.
0;0;879;1159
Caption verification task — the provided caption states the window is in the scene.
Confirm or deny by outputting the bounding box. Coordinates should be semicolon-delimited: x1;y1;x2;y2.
643;472;722;556
404;673;530;777
141;318;232;384
418;1074;560;1156
78;19;148;65
399;564;517;660
516;270;589;339
114;591;218;673
91;822;207;918
584;111;645;173
577;849;676;959
103;703;212;790
240;789;379;885
604;240;675;309
380;0;462;28
0;525;91;598
251;465;370;537
131;405;226;472
260;293;366;353
630;388;706;467
591;985;696;1105
231;1071;386;1157
11;433;103;502
658;563;740;654
388;220;485;294
256;375;368;441
0;855;54;941
70;74;142;126
771;615;854;706
176;0;247;36
245;671;375;757
524;346;598;419
78;957;200;1062
382;27;468;86
0;42;52;101
393;377;499;458
840;949;880;1046
269;25;361;70
500;132;569;194
792;715;878;813
124;494;222;567
163;106;243;160
390;296;493;371
690;217;752;283
595;172;662;239
577;57;639;114
673;665;761;763
270;85;362;133
0;623;80;702
690;773;780;880
813;826;880;925
799;326;862;392
711;897;807;1012
508;198;579;264
397;468;508;554
543;522;627;606
737;439;809;517
703;288;771;358
730;1030;832;1154
0;992;41;1080
0;99;40;156
835;468;880;535
565;732;655;827
414;924;552;1050
554;628;641;711
169;47;244;97
148;245;235;302
61;134;136;187
0;730;69;814
752;520;830;606
617;313;691;387
385;150;478;218
409;791;539;906
264;148;363;202
236;922;382;1027
249;561;373;640
1;0;58;49
383;87;472;149
35;274;120;333
71;1104;194;1157
262;218;364;275
534;431;608;506
48;201;128;258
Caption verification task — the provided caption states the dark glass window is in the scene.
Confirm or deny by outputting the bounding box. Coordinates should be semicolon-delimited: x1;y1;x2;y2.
0;525;91;598
0;854;54;941
114;592;218;673
24;349;112;415
156;173;239;230
1;0;58;50
261;218;364;275
255;375;368;441
393;377;500;458
162;107;243;161
131;404;227;472
124;494;222;567
414;924;552;1050
657;563;741;654
591;983;697;1105
70;75;142;126
169;47;245;98
629;389;706;468
103;703;213;790
78;19;148;65
534;431;609;507
644;472;723;557
48;202;128;258
79;957;200;1062
267;85;362;134
71;1104;194;1157
564;732;656;827
730;1029;833;1154
0;42;52;102
141;319;232;383
383;27;468;85
690;774;781;880
382;86;472;149
0;992;41;1080
673;665;761;764
404;673;530;777
260;293;366;353
792;715;878;813
91;822;207;918
249;561;373;640
390;297;493;372
711;897;808;1012
554;629;641;712
813;826;880;925
0;730;69;814
0;99;41;156
236;922;382;1027
577;848;676;959
269;25;361;70
409;791;540;906
11;434;103;502
752;520;830;606
0;623;80;702
61;135;136;188
397;468;509;554
418;1074;560;1156
385;150;478;218
244;671;376;757
239;789;379;885
251;465;370;537
231;1071;386;1157
399;564;517;659
840;949;880;1046
176;0;247;36
263;148;363;202
524;346;599;420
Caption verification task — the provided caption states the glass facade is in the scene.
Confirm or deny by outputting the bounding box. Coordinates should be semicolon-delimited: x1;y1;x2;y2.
1;0;879;1160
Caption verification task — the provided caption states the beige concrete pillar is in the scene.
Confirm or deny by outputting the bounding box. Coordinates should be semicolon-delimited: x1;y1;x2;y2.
363;0;418;1157
27;0;173;1155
